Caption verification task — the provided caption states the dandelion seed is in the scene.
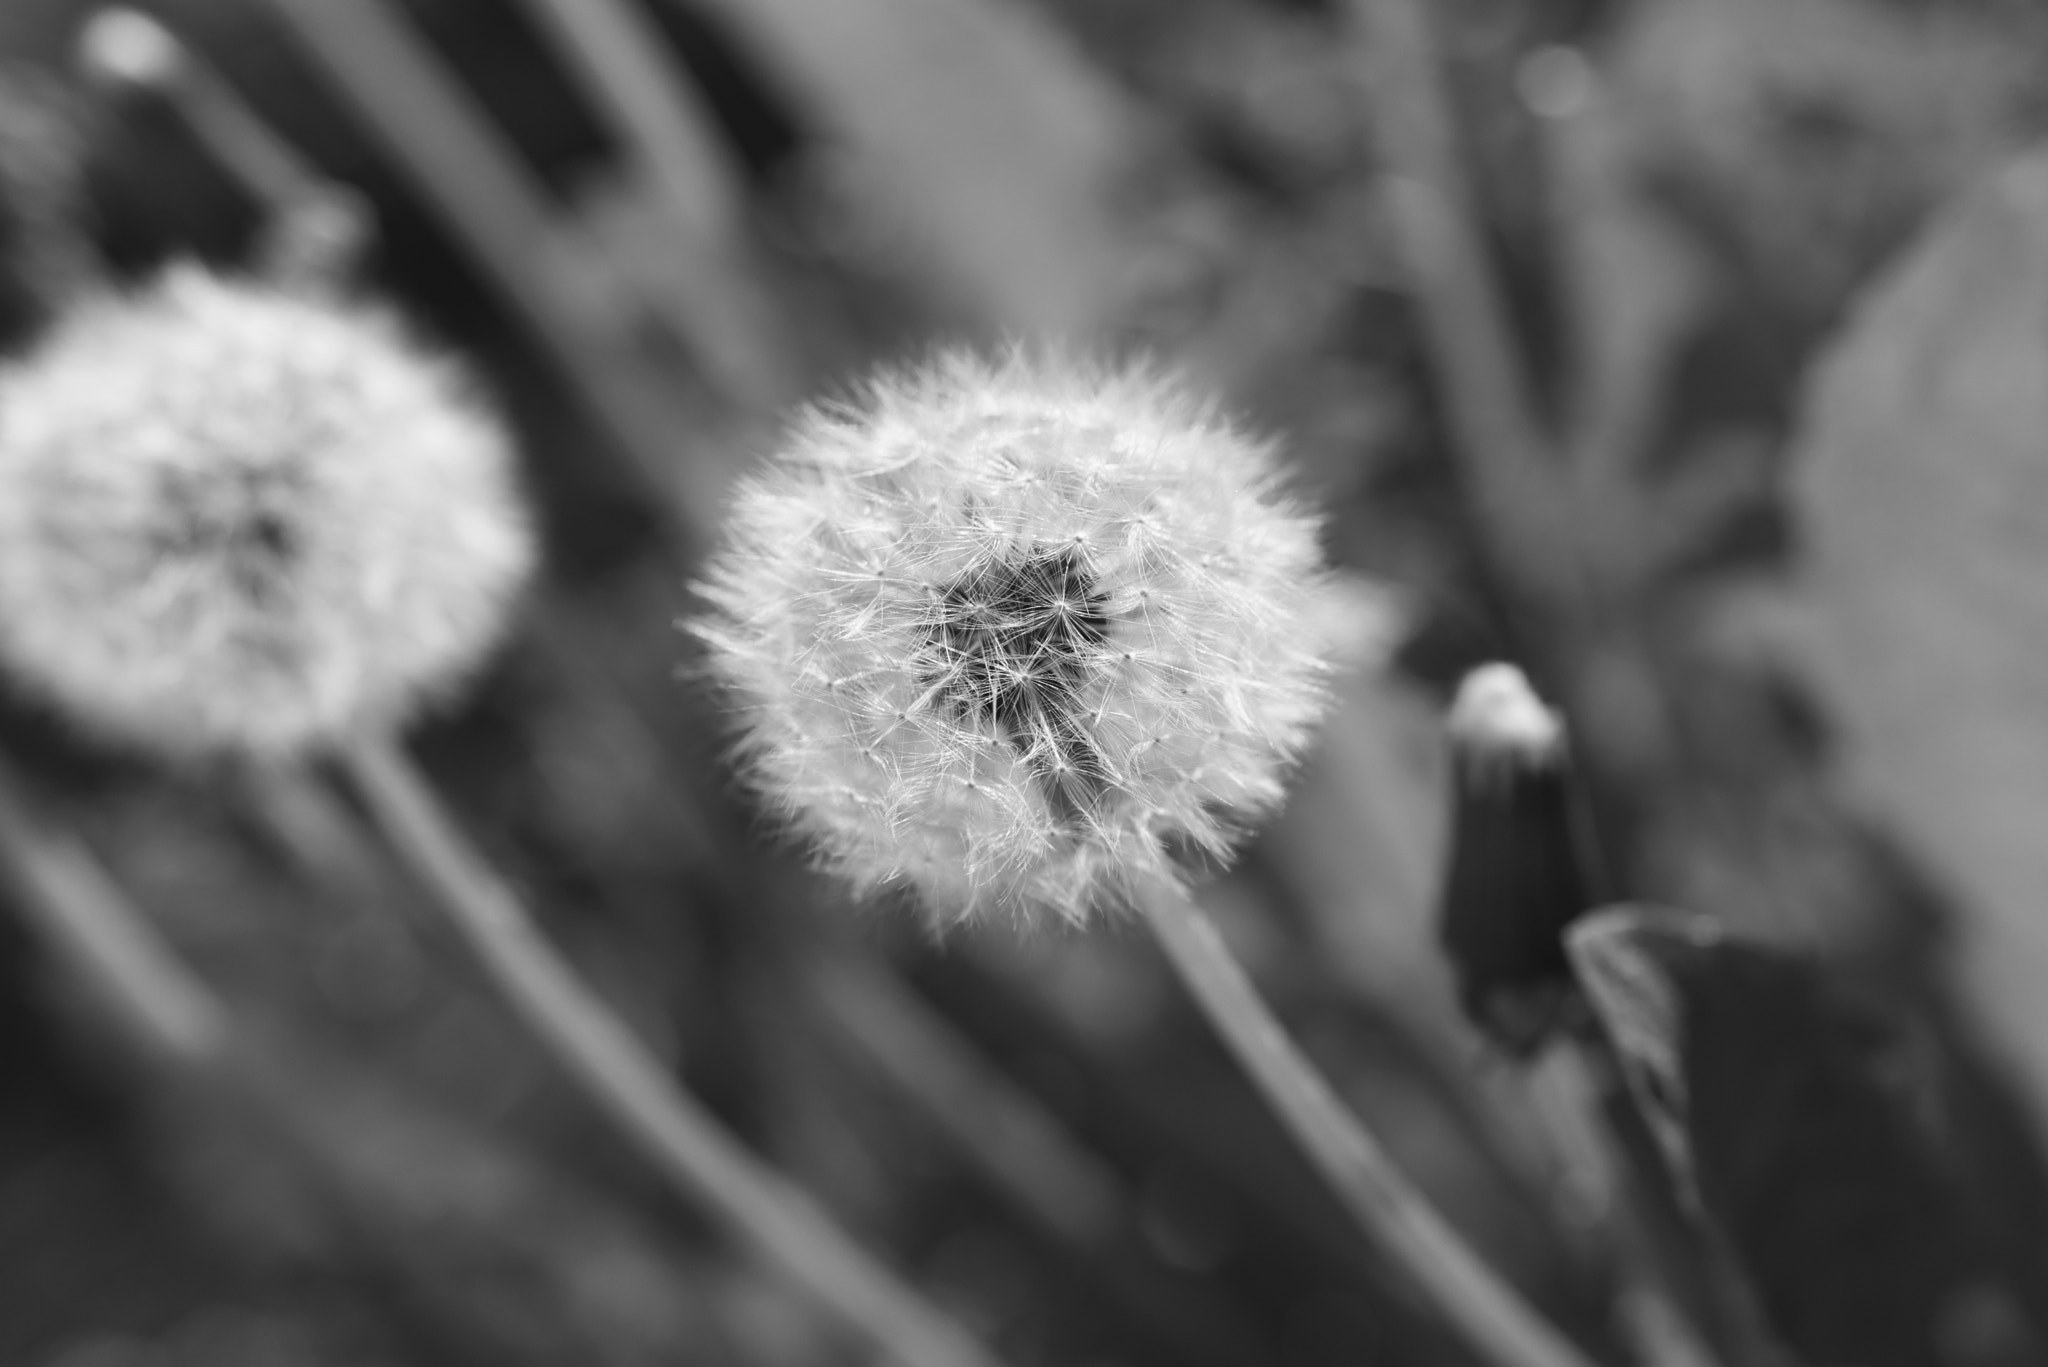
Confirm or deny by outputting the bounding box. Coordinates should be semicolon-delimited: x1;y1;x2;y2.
693;349;1361;924
0;264;534;754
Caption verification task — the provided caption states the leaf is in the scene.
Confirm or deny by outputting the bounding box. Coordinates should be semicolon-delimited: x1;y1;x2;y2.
1593;0;2034;315
1549;0;2043;570
1569;906;2044;1367
1777;146;2048;1145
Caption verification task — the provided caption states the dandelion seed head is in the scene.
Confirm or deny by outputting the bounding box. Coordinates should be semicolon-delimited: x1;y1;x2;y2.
694;350;1362;925
0;265;535;754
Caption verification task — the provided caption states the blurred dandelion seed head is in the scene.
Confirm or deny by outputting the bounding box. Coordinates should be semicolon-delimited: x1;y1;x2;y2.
694;349;1358;925
0;265;535;755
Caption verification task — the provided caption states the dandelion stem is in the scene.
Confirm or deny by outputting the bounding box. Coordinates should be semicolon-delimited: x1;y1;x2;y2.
1136;873;1599;1367
340;731;1009;1367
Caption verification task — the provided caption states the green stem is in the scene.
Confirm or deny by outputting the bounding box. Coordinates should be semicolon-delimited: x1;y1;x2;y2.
341;731;1007;1367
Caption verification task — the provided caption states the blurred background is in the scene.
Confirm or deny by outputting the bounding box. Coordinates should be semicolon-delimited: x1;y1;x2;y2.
3;0;2048;1364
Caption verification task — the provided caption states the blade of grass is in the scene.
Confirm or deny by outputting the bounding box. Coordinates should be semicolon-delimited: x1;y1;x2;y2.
516;0;793;409
255;0;725;549
1349;0;1583;607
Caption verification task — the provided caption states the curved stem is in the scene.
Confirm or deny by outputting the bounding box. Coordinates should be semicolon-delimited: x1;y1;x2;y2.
340;731;1006;1367
1137;874;1599;1367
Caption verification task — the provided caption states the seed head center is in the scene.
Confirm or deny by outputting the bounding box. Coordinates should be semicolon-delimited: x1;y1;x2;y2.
925;545;1112;818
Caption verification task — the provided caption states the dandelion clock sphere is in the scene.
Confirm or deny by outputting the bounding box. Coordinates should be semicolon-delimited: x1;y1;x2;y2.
695;350;1353;923
0;265;534;754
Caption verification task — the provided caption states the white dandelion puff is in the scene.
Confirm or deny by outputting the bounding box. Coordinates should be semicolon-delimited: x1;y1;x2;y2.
693;349;1360;924
0;264;534;754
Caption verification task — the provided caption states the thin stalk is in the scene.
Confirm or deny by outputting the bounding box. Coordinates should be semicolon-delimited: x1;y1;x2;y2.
340;731;1008;1367
0;757;226;1065
519;0;746;248
75;8;369;287
258;0;725;552
1350;0;1583;608
1136;874;1599;1367
515;0;793;409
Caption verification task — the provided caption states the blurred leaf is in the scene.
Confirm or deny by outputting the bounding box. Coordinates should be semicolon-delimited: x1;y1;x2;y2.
1570;906;2043;1367
1263;666;1455;1053
679;0;1145;337
1539;0;2045;585
1596;0;2038;316
1771;145;2048;1146
1539;40;1713;485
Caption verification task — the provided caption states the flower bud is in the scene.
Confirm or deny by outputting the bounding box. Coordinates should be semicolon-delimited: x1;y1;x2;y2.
0;265;534;754
693;350;1360;924
1438;662;1592;1053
